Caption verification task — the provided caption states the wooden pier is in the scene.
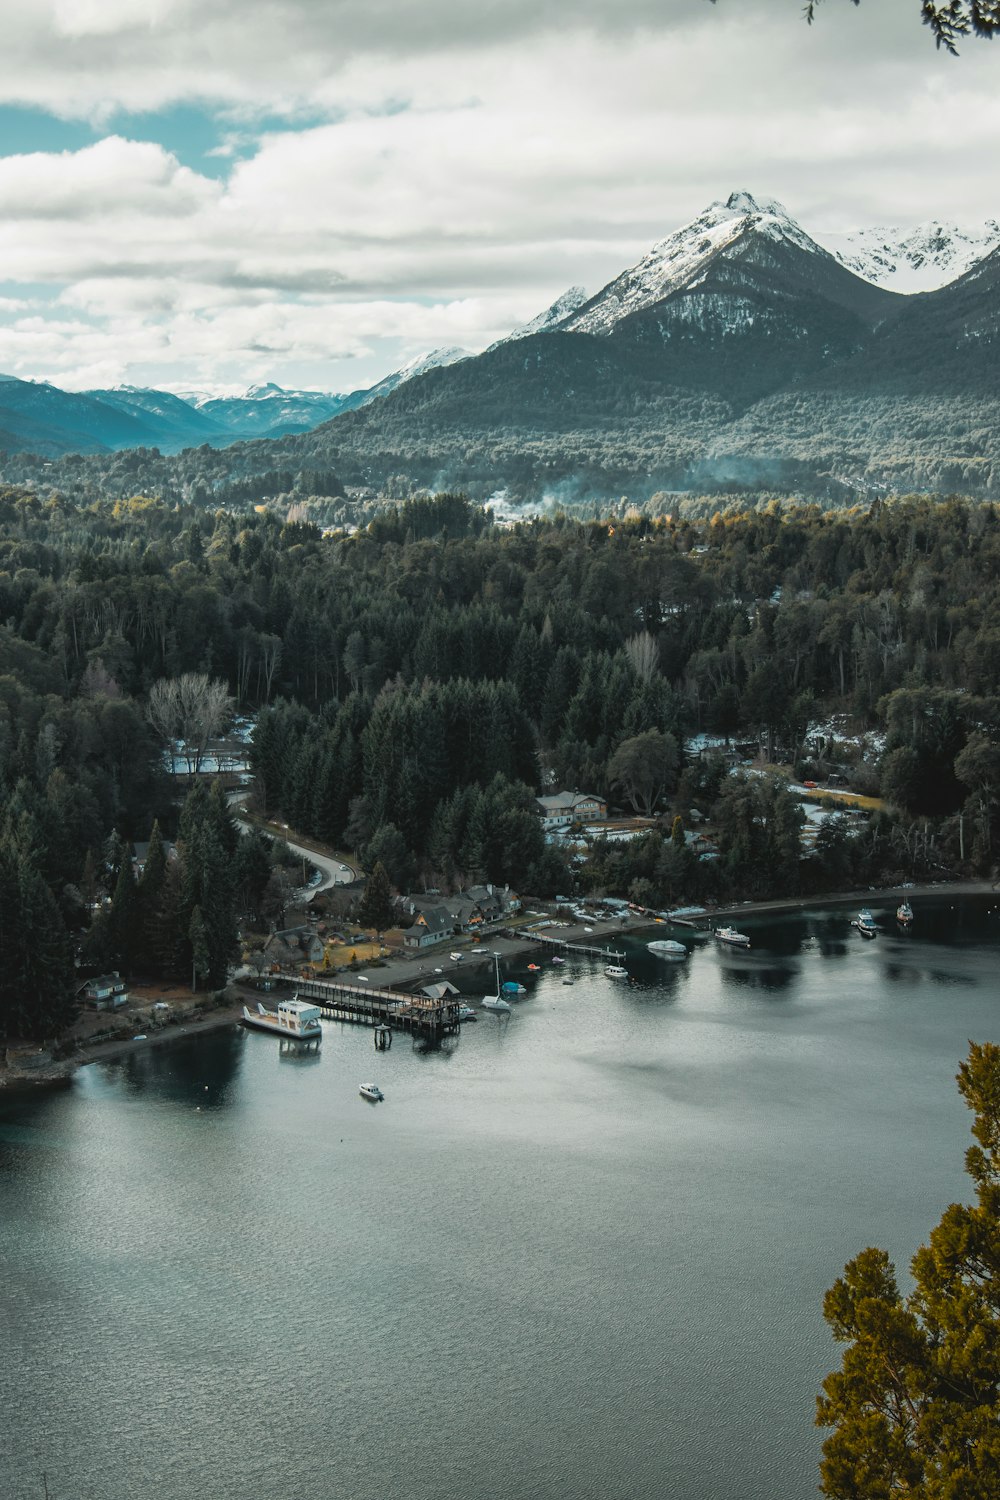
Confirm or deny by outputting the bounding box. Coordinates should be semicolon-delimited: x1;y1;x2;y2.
502;929;625;962
271;975;461;1041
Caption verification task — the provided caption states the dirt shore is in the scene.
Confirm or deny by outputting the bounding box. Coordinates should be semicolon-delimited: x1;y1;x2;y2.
4;878;993;1094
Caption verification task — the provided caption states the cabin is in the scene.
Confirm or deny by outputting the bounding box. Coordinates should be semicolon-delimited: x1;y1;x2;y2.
77;973;129;1010
263;927;325;969
402;906;455;950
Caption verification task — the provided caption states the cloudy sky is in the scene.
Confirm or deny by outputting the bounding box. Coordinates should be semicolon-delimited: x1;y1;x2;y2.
0;0;996;396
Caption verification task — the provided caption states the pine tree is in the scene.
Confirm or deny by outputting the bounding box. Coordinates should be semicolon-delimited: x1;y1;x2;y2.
356;861;394;931
817;1041;1000;1498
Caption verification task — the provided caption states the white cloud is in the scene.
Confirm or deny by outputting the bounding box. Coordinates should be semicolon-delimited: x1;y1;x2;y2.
0;3;998;390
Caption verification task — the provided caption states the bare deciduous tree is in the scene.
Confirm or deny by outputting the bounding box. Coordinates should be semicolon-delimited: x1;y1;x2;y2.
625;631;660;684
147;673;234;776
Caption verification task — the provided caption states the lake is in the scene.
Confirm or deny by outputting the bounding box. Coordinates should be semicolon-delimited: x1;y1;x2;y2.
3;894;998;1500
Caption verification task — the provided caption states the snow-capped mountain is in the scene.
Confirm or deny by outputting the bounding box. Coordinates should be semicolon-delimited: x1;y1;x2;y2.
182;382;349;438
821;220;1000;293
557;192;838;337
501;286;589;343
338;346;470;412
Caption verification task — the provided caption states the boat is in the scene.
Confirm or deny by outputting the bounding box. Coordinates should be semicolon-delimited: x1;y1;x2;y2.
458;1005;478;1022
714;926;751;949
501;980;526;996
481;953;513;1014
561;976;575;985
647;939;688;960
852;908;878;939
526;963;541;972
450;952;463;962
242;996;322;1040
551;956;566;965
605;964;629;980
896;900;914;927
359;1082;384;1101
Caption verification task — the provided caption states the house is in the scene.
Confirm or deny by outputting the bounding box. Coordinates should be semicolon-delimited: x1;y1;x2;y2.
263;927;325;969
535;792;608;830
461;876;515;924
78;973;129;1010
402;905;456;950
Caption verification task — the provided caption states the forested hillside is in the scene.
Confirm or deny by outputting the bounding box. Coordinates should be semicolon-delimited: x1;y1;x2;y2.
4;486;1000;1041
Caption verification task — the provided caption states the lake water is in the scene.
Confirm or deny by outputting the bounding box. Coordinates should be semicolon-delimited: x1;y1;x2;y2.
3;895;999;1500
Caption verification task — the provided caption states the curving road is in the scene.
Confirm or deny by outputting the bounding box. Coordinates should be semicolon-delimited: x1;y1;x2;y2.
228;792;358;898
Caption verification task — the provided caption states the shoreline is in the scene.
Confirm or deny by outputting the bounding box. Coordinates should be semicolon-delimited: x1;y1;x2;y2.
4;879;995;1094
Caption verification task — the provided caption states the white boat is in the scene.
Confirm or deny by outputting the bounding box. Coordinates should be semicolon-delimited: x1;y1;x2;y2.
450;952;463;962
647;939;688;959
604;965;629;980
896;901;914;927
551;956;566;965
242;997;322;1040
359;1082;384;1101
852;908;878;939
714;926;750;949
481;953;513;1013
458;1005;478;1022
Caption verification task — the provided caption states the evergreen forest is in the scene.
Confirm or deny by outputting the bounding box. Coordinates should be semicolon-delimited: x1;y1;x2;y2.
4;483;1000;1042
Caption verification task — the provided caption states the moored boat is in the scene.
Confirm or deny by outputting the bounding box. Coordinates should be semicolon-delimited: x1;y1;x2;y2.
482;953;513;1013
242;997;322;1040
458;1005;478;1022
450;951;463;962
604;964;629;980
501;981;526;996
647;939;688;959
359;1082;384;1101
896;900;914;927
714;926;750;949
852;908;878;939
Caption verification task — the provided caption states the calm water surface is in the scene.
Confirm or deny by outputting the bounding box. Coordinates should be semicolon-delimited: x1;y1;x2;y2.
3;896;999;1500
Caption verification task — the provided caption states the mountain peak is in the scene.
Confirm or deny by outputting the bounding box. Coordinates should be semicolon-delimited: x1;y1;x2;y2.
723;190;790;219
559;192;828;337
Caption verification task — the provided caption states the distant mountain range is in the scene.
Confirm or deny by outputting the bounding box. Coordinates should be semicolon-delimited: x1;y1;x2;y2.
3;192;1000;499
0;347;472;459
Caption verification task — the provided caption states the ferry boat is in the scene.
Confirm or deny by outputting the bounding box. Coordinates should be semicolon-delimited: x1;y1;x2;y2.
604;964;629;980
713;926;751;949
647;939;688;960
896;900;914;928
359;1082;384;1101
242;997;322;1040
852;908;879;939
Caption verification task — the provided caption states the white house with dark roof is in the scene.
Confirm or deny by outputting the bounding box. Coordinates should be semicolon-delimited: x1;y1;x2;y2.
535;792;608;830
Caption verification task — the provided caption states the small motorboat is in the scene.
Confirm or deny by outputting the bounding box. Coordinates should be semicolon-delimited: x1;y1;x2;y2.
647;939;688;960
501;981;526;996
714;926;751;949
450;952;463;962
551;956;566;965
604;965;629;980
852;908;878;939
526;963;541;972
458;1005;478;1022
359;1083;384;1101
895;901;914;928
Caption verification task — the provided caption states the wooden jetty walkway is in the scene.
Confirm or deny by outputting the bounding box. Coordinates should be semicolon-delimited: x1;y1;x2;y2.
272;974;460;1041
501;928;625;962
